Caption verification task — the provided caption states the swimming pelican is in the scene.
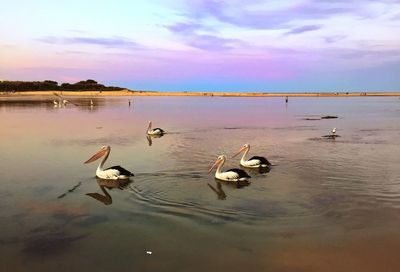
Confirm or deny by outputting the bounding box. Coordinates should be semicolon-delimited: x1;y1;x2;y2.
331;127;337;135
146;121;165;136
208;155;251;182
232;143;271;168
53;100;59;106
90;99;93;106
84;145;134;180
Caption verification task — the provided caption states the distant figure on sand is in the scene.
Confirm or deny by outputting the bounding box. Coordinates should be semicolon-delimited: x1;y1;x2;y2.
285;96;288;103
128;100;131;107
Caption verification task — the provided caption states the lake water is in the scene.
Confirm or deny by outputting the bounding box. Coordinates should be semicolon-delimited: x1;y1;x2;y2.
1;96;400;272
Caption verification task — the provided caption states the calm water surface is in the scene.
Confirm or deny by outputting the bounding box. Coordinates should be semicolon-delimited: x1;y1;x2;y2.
1;96;400;271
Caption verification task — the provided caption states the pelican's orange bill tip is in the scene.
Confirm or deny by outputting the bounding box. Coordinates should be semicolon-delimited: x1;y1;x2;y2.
84;149;107;164
232;147;245;158
208;159;220;173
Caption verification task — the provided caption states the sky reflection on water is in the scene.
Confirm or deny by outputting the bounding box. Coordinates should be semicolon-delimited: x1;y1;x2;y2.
1;96;400;271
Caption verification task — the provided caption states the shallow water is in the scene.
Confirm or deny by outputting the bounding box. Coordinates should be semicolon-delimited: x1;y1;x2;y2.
1;96;400;271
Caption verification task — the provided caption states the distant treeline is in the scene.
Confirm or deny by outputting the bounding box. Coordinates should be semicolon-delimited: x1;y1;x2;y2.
0;79;124;92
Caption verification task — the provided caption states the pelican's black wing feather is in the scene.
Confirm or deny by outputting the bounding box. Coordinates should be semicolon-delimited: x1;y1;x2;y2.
227;168;251;178
106;165;134;176
249;156;271;166
153;128;165;133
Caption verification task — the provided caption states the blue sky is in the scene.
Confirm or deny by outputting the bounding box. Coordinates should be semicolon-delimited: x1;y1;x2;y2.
0;0;399;92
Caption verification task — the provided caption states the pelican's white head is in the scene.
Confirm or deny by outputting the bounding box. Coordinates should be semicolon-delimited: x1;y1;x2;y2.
218;155;227;162
208;155;226;173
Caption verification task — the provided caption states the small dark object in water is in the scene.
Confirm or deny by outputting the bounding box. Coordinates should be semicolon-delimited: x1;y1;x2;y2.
57;182;82;199
321;115;338;119
322;134;341;139
304;118;321;120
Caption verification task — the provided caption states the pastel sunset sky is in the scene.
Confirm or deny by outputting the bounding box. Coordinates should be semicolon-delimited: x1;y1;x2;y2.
1;0;399;92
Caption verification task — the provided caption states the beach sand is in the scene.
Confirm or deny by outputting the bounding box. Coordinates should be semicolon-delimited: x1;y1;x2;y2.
1;89;399;97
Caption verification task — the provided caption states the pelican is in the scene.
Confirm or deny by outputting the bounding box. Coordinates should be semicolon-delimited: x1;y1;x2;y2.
84;145;134;180
232;143;271;168
147;121;165;136
331;127;337;135
53;100;59;107
90;99;93;106
208;155;251;182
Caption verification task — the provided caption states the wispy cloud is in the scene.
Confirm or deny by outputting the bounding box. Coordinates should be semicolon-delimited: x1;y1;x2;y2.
37;36;140;49
324;35;346;44
187;35;242;51
164;22;203;33
285;25;322;35
183;0;354;30
164;20;242;51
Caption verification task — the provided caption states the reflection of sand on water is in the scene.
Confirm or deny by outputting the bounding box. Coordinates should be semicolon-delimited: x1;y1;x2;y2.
272;234;400;272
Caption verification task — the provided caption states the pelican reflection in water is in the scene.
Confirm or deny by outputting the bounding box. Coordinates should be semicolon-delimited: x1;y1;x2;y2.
146;134;164;146
86;178;132;205
207;181;226;200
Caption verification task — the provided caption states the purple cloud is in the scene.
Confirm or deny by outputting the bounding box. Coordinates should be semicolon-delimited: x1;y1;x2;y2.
184;0;354;30
188;35;242;51
391;12;400;20
336;48;400;59
164;20;242;51
37;36;140;49
286;25;322;35
324;35;346;44
164;22;203;33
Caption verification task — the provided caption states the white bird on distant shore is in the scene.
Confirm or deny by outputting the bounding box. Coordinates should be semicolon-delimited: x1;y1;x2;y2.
332;127;337;135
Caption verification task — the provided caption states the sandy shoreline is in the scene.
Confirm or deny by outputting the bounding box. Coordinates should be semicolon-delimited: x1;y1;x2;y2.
1;89;399;97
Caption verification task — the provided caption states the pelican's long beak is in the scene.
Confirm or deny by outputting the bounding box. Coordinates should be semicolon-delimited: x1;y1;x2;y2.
232;147;246;158
208;159;220;174
84;148;107;164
